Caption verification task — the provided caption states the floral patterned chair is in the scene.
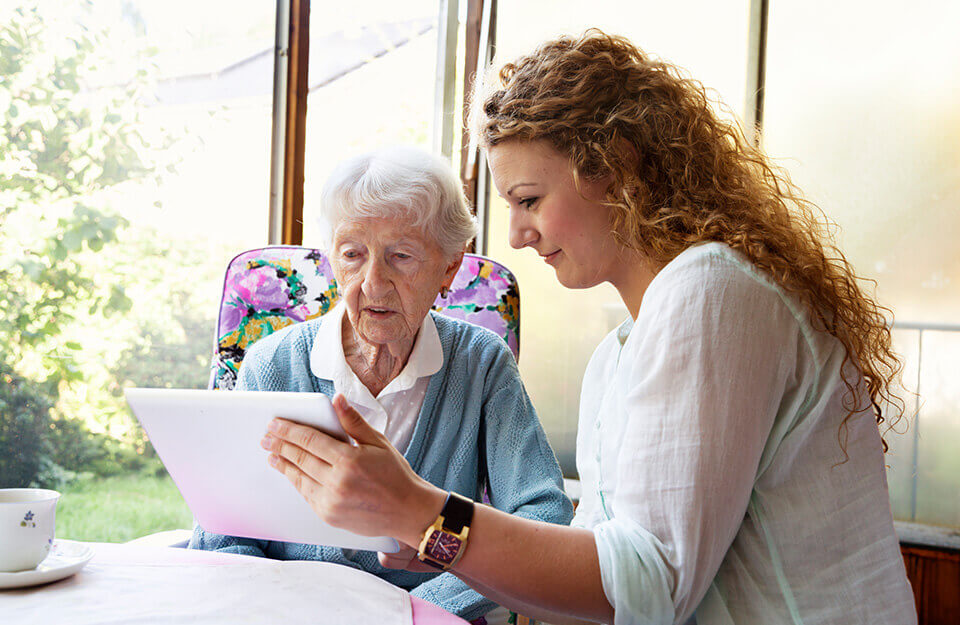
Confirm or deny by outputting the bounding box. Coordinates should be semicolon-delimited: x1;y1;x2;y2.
209;246;520;389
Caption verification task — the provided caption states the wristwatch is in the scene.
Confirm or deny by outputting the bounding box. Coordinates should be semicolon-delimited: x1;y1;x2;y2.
417;491;474;570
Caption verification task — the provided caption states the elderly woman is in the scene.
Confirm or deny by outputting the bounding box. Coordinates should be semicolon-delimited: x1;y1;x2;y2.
189;146;574;622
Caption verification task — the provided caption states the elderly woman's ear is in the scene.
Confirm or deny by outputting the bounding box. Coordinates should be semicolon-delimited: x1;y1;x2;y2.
442;250;466;292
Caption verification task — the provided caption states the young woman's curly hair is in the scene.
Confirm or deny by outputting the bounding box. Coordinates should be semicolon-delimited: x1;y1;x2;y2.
471;29;904;452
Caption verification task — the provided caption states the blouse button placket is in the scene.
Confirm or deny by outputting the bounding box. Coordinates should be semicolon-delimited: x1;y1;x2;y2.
595;341;626;522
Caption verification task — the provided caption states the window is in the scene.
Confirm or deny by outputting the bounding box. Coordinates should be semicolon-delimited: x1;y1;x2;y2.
763;0;960;527
4;0;957;543
2;0;451;543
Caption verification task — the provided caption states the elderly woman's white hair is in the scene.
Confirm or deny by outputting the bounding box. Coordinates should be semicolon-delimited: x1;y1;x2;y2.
318;146;477;260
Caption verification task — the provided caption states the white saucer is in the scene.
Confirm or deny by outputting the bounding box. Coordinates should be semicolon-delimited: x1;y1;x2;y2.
0;540;94;589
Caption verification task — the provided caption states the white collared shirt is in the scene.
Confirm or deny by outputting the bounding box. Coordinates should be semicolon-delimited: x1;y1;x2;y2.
310;303;442;454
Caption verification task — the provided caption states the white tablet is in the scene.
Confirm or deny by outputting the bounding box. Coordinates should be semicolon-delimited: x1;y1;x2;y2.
125;388;399;553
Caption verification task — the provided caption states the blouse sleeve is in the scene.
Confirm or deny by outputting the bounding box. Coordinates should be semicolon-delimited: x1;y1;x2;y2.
593;251;808;625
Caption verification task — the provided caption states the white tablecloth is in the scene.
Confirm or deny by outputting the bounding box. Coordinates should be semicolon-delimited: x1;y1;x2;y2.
2;542;416;625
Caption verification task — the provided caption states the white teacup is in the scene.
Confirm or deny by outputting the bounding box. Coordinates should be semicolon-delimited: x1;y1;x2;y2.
0;488;60;572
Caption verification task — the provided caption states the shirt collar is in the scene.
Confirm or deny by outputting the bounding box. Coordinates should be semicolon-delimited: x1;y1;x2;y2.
309;303;443;394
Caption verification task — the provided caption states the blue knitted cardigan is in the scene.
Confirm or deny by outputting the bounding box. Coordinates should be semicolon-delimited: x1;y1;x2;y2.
188;312;574;621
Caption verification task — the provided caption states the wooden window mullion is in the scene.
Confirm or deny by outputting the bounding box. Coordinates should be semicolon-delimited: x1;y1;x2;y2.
281;0;310;245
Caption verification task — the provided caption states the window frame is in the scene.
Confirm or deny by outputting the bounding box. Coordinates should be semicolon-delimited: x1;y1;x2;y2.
269;0;309;245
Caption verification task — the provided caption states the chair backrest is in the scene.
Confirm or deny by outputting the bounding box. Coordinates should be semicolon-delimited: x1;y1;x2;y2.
209;246;520;389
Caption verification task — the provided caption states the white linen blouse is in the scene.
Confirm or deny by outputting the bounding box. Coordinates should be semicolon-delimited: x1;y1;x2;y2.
572;242;916;625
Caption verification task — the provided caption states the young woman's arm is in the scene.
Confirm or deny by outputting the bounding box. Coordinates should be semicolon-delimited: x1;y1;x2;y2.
378;538;603;625
416;495;610;624
261;399;615;623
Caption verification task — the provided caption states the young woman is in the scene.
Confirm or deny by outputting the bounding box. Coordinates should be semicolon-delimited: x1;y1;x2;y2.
259;30;917;625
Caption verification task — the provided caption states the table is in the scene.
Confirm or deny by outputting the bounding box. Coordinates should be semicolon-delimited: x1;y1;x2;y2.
1;541;468;625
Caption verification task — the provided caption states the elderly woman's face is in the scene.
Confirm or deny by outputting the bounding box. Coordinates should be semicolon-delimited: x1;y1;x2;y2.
331;217;460;348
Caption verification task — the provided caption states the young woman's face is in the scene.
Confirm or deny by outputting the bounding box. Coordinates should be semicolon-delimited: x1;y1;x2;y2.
487;140;622;290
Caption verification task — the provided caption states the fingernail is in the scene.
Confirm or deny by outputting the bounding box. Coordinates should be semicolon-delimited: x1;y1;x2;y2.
268;419;280;432
260;434;273;449
268;454;279;467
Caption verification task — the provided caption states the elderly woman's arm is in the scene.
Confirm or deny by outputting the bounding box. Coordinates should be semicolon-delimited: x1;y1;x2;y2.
187;526;270;557
479;352;575;525
407;351;574;618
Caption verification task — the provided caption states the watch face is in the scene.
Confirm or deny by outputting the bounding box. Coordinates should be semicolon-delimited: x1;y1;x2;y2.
425;530;462;564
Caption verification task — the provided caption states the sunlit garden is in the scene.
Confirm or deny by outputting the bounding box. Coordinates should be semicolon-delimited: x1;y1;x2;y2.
1;1;244;541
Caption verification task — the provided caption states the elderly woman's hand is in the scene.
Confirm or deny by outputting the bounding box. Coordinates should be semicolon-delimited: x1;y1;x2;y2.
261;394;445;546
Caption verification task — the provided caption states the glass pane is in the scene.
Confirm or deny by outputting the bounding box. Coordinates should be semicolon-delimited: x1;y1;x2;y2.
914;331;960;526
300;0;439;244
1;0;274;541
763;1;960;323
494;2;750;125
884;329;920;521
487;1;751;474
763;1;960;527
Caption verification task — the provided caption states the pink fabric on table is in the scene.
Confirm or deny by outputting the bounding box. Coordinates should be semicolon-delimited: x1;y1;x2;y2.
410;596;470;625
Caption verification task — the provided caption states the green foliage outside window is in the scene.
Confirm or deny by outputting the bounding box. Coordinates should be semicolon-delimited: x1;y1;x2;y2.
0;2;207;492
0;364;58;488
1;3;140;379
